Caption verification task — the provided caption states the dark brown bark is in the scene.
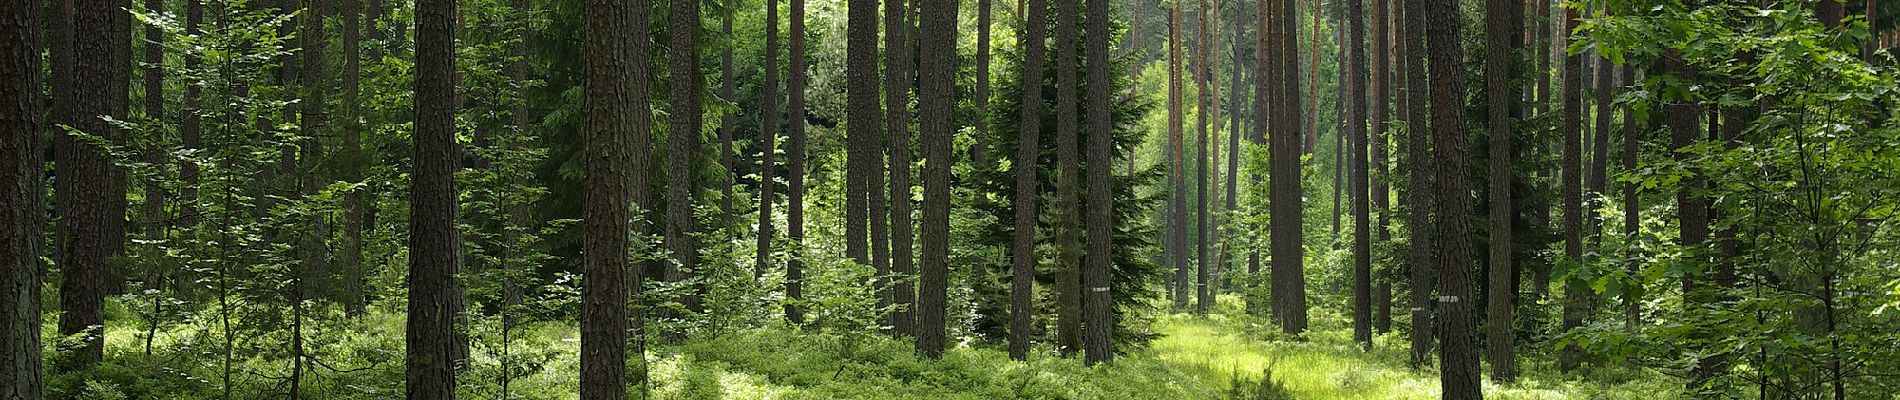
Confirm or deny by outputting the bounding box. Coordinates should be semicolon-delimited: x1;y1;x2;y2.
141;0;164;253
1168;4;1189;310
1866;0;1878;60
1007;0;1047;361
916;0;956;359
1193;0;1212;315
1621;65;1640;329
1484;0;1519;382
341;0;367;316
887;0;917;339
1424;0;1480;394
758;0;781;282
974;0;990;166
846;0;876;278
2;0;45;393
408;0;461;395
1817;0;1843;28
1369;0;1393;334
1225;0;1243;300
1529;0;1552;302
785;0;809;325
1349;0;1372;348
179;0;202;231
1400;0;1434;370
721;2;736;222
665;0;704;330
298;0;329;302
1082;0;1114;365
1663;46;1711;392
1249;0;1271;318
581;0;646;397
1054;0;1085;353
56;0;120;372
1272;0;1306;335
1556;4;1590;374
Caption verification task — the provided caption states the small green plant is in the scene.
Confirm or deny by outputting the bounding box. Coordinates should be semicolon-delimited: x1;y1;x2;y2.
1225;366;1293;400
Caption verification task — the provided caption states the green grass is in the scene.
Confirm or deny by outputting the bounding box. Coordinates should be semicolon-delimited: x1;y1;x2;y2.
56;298;1680;399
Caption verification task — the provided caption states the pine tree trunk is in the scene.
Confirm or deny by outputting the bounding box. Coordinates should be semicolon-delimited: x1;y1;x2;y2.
845;0;877;280
1273;0;1307;335
1484;0;1520;382
1007;0;1047;361
721;3;736;222
1193;0;1213;315
886;0;916;338
1400;0;1434;369
973;0;991;166
1225;2;1242;299
1664;45;1712;392
298;0;329;302
2;0;45;394
56;0;120;372
408;0;461;395
1053;0;1085;354
1168;5;1189;310
665;0;704;333
1369;0;1393;334
757;0;780;282
1556;4;1590;374
141;0;165;262
786;0;809;325
1081;0;1115;365
1424;0;1480;394
179;0;202;232
1348;0;1373;348
1621;65;1641;329
342;0;368;316
915;0;957;359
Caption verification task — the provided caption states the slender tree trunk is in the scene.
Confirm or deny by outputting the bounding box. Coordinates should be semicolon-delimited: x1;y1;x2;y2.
1424;0;1480;394
1348;0;1372;348
1400;0;1434;369
1225;1;1242;300
916;0;956;359
341;0;368;316
1866;0;1878;61
298;0;329;302
1249;0;1272;318
179;0;202;232
1;0;45;394
1007;0;1047;361
1556;3;1590;374
1081;0;1114;365
1529;0;1552;302
721;2;736;222
1663;45;1713;392
499;0;532;395
758;0;780;282
1369;0;1393;334
141;0;165;263
1193;0;1213;315
1272;0;1307;335
786;0;809;325
846;0;877;285
1621;65;1640;329
665;0;704;332
1168;4;1189;310
408;0;461;394
1054;0;1085;353
888;0;917;339
56;0;120;372
974;0;991;165
1484;0;1520;381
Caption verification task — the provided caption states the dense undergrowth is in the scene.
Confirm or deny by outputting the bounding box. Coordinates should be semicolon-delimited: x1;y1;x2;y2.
55;296;1679;399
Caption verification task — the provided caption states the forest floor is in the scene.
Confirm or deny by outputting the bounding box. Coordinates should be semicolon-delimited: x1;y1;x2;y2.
79;297;1679;399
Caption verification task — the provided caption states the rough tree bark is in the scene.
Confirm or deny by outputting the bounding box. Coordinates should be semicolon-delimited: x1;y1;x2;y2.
2;0;45;394
846;0;877;282
758;0;781;283
56;0;120;373
786;0;809;324
1369;0;1393;334
665;0;704;330
1400;0;1435;370
1424;0;1481;394
1007;0;1047;361
1168;4;1189;310
1054;0;1085;353
408;0;461;395
887;0;917;339
1348;0;1373;348
1556;3;1591;374
342;0;368;317
1272;0;1307;335
1082;0;1115;365
1484;0;1520;382
916;0;956;359
1194;0;1213;315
